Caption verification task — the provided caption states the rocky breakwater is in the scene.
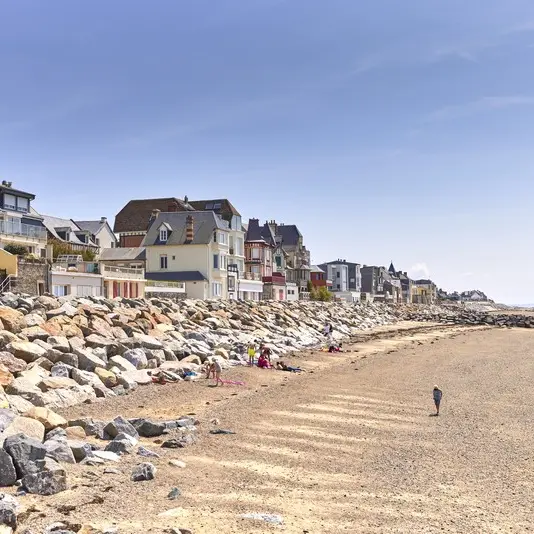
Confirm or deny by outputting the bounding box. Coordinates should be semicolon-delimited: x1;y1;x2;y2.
404;304;534;328
0;293;405;415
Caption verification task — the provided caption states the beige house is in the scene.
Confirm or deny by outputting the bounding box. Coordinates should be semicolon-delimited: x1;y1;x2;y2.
141;210;232;299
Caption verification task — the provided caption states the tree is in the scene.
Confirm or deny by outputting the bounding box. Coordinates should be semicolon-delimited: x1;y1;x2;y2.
50;239;96;261
4;244;28;256
306;280;314;293
310;285;333;302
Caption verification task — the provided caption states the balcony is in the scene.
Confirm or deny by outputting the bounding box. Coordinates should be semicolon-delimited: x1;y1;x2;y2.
243;272;261;281
0;220;47;241
52;261;100;275
262;273;286;285
101;264;145;281
145;280;186;293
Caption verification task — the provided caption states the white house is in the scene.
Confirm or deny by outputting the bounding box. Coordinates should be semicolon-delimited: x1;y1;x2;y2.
51;255;102;297
142;210;232;299
74;218;118;250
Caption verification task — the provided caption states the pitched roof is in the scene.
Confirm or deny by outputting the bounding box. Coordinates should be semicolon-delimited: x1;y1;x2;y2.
41;214;99;248
388;262;396;274
188;199;240;221
113;198;195;233
74;220;105;235
99;247;146;262
245;219;275;245
311;265;325;273
141;211;228;246
145;271;206;282
275;224;302;247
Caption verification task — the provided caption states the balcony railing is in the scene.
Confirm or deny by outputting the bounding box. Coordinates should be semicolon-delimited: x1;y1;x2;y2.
101;264;145;280
243;272;261;281
52;262;100;274
0;220;47;241
262;273;286;284
145;280;186;293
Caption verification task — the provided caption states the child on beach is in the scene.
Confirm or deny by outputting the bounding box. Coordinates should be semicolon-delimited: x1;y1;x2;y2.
247;342;256;366
257;353;271;368
433;385;443;415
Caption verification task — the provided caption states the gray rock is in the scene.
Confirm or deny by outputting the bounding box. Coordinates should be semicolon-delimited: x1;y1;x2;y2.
71;368;105;388
58;353;79;367
108;355;136;373
73;349;106;372
67;440;92;462
0;409;16;433
6;341;47;364
5;378;45;406
45;427;67;441
22;458;67;495
104;416;139;440
122;349;148;370
47;336;70;353
44;439;76;464
133;333;164;350
0;493;19;529
131;462;156;482
0;352;27;374
3;433;47;478
68;418;108;439
104;439;133;455
115;373;138;391
50;363;72;378
46;302;77;319
4;395;34;416
137;446;160;458
131;418;166;438
0;448;17;486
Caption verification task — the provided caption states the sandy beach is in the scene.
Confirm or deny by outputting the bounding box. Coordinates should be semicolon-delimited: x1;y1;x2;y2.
16;322;534;533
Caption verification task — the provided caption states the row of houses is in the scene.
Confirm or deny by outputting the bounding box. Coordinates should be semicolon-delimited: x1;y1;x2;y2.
0;181;444;303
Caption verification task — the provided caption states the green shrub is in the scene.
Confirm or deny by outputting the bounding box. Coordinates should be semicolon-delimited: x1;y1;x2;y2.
4;244;28;256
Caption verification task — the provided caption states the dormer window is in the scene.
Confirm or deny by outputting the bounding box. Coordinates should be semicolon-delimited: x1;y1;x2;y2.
159;228;168;242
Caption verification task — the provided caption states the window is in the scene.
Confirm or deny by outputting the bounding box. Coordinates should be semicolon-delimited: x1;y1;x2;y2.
4;194;16;210
275;256;282;268
95;238;100;246
212;282;222;297
205;202;214;210
251;265;260;274
252;248;260;259
236;237;244;256
213;202;222;209
213;254;219;269
160;255;168;269
53;285;69;297
337;284;340;289
337;272;340;278
218;232;227;245
17;197;29;212
159;228;168;242
220;254;227;270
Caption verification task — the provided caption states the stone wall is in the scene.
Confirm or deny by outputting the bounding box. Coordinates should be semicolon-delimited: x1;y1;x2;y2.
14;261;49;296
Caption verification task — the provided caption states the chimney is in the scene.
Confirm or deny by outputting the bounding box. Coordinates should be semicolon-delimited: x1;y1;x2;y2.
168;200;179;212
185;215;194;244
100;217;107;223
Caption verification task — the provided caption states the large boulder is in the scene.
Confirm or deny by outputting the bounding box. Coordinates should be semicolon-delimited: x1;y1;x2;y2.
0;415;46;443
4;395;34;416
0;493;19;529
41;385;96;410
6;342;47;364
104;416;139;440
0;353;26;374
94;368;117;388
5;379;45;407
67;440;92;462
122;369;152;385
21;457;67;495
131;418;166;438
38;377;79;392
71;369;105;388
0;365;13;387
47;336;70;353
131;462;156;482
74;349;106;372
0;448;17;486
43;439;76;464
20;326;49;342
0;307;26;333
132;334;163;350
3;433;47;478
46;302;77;319
24;407;67;431
108;355;136;373
84;335;119;355
36;296;60;311
122;349;148;370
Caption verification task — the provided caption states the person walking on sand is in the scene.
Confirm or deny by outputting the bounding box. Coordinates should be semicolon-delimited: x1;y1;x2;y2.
433;385;443;415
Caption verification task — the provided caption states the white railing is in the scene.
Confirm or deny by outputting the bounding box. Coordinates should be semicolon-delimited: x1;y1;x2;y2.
101;264;145;280
243;272;261;281
52;262;100;274
146;281;185;289
0;221;47;241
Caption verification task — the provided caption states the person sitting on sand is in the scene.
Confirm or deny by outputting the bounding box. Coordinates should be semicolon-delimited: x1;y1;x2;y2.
433;385;443;415
328;342;343;353
276;360;302;373
261;344;272;364
257;353;271;369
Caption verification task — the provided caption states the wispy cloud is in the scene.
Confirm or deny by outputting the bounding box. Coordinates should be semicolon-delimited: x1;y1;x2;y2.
410;262;430;279
424;95;534;122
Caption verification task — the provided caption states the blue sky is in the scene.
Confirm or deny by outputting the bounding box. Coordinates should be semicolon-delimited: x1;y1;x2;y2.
1;0;534;303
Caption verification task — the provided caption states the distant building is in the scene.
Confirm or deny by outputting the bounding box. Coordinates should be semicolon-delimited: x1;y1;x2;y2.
74;218;117;250
41;214;100;256
318;259;360;301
